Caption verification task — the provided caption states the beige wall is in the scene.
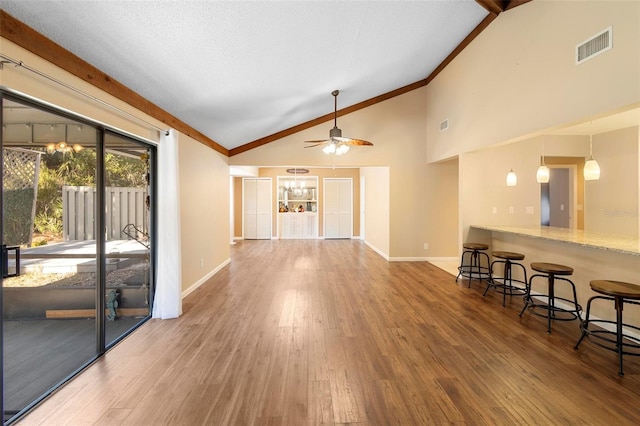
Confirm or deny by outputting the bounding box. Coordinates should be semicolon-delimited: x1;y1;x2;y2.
233;176;244;238
1;37;231;295
585;126;639;237
427;0;640;163
459;127;640;244
230;88;460;259
178;134;230;292
361;167;390;258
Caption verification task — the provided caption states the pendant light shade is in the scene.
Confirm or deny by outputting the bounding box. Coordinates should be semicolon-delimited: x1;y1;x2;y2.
536;142;549;183
584;158;601;180
583;133;600;181
536;165;550;183
506;169;518;186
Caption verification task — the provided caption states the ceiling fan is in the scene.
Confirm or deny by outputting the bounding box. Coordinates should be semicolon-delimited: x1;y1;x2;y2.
304;90;373;155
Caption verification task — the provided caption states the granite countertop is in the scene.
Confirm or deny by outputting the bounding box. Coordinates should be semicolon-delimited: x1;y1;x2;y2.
471;225;640;256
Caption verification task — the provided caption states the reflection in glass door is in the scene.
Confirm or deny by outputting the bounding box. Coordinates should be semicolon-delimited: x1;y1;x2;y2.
2;98;98;421
104;132;152;347
1;93;155;424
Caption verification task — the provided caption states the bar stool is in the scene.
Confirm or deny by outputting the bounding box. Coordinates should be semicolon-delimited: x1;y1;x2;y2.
575;280;640;376
483;251;528;307
519;262;582;333
456;243;491;287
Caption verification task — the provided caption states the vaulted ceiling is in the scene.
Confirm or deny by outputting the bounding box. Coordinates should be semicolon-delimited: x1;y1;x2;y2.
1;1;528;156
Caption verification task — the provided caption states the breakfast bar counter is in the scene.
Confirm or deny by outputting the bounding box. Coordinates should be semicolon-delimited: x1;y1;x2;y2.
468;225;640;330
471;225;640;256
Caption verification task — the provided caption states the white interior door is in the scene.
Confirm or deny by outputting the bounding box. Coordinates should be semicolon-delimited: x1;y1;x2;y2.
243;178;271;239
243;178;257;239
256;179;272;239
324;178;352;239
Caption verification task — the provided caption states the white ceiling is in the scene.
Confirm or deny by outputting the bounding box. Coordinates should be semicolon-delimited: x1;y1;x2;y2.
1;0;490;150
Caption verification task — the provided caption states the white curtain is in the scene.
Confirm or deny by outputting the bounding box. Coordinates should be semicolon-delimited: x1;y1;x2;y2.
152;129;182;319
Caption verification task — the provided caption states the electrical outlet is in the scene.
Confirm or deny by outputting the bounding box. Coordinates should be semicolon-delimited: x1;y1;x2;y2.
492;206;497;214
509;206;514;214
526;206;534;214
423;243;429;250
200;258;204;268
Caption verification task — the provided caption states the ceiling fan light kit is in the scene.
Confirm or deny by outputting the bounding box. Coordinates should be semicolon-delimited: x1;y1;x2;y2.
305;90;373;155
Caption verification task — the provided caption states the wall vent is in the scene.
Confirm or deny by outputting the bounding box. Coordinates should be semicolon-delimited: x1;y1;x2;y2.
576;26;612;65
440;119;449;132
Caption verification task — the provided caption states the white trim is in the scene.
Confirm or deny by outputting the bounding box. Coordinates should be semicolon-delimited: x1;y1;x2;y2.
182;258;231;299
390;257;428;262
425;256;458;262
364;240;389;261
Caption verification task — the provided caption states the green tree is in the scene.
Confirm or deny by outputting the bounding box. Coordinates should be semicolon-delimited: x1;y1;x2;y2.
33;148;148;240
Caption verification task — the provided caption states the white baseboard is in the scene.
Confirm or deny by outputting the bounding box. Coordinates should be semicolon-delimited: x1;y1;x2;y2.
426;256;458;262
364;240;389;261
390;257;428;262
182;257;231;299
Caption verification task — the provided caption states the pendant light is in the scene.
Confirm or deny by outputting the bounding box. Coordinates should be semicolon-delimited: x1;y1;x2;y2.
506;169;518;186
536;142;550;183
583;131;600;181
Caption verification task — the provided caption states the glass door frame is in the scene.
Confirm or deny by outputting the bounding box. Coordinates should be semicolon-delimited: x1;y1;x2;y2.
0;90;157;424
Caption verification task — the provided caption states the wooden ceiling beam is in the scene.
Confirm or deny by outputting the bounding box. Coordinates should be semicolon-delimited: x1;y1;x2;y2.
0;10;229;156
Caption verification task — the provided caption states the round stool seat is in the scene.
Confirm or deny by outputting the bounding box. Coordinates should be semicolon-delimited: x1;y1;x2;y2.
590;280;640;299
492;251;525;261
530;262;573;276
463;243;488;251
576;279;640;375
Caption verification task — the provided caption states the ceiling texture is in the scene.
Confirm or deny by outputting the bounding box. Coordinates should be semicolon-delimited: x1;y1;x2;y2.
1;1;529;155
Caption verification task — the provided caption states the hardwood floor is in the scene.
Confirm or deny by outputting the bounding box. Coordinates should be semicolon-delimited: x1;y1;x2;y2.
18;240;640;425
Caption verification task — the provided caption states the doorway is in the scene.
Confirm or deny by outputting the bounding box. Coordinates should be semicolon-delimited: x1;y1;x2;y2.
540;157;585;230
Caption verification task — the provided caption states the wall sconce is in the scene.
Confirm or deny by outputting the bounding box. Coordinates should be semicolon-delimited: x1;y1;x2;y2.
506;169;518;186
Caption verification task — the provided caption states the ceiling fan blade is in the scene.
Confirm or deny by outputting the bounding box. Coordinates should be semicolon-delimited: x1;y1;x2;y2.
304;139;329;143
346;138;374;146
304;143;325;148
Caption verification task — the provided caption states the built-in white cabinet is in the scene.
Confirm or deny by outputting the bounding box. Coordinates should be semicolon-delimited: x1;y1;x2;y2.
243;178;272;239
277;175;318;239
324;178;352;239
278;213;318;239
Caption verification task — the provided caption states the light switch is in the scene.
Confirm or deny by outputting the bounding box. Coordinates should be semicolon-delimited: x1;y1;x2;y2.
492;206;497;214
560;204;565;211
509;206;514;214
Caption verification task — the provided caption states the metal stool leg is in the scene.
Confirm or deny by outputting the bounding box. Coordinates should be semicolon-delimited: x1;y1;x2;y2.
615;296;624;375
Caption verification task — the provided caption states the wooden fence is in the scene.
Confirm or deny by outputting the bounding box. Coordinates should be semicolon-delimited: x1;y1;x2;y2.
62;186;148;241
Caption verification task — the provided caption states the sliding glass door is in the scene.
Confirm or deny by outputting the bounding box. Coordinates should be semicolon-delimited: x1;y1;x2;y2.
1;92;155;424
104;131;152;347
